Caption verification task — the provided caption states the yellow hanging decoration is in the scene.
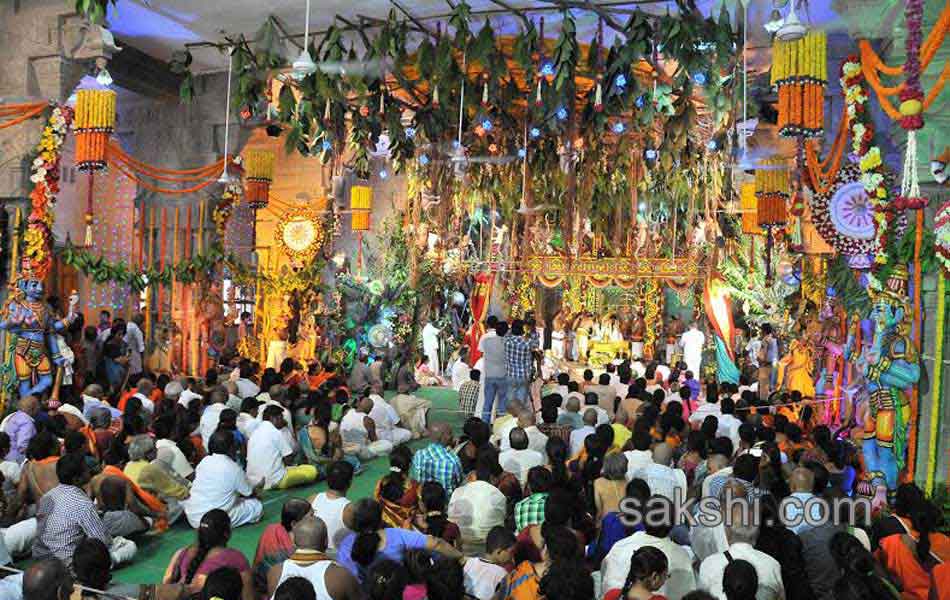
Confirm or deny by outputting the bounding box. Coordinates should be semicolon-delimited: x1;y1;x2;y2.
350;185;373;232
244;150;275;209
755;157;790;227
772;31;827;138
74;89;116;171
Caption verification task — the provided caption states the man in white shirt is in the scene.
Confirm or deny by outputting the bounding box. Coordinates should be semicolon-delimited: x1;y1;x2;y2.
309;461;354;551
698;511;785;600
583;393;610;426
689;395;722;428
498;428;545;485
235;362;260;399
237;398;261;439
130;378;155;414
500;412;548;454
256;387;297;451
629;443;687;504
367;393;412;446
448;471;507;551
182;430;262;528
569;409;597;457
124;314;146;377
716;397;742;450
199;389;229;449
602;496;697;599
247;405;317;490
680;322;706;380
784;467;823;535
624;430;656;481
463;526;515;599
478;320;509;423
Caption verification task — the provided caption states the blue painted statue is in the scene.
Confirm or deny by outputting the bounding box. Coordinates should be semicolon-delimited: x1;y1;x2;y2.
846;265;920;506
0;263;79;398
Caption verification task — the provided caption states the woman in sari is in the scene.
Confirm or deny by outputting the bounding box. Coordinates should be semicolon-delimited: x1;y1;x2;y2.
298;399;360;477
251;498;311;596
876;484;950;600
374;445;419;529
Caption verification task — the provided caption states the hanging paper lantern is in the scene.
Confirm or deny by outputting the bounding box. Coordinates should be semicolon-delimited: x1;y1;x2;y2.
740;182;763;235
244;150;275;209
74;89;116;171
350;184;372;231
771;31;827;138
755;159;790;227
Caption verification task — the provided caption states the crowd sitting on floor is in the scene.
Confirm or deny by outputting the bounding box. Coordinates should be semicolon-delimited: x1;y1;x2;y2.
0;311;948;600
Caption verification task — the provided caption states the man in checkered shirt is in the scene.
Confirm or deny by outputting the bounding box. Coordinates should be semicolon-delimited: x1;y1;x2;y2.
458;369;481;417
33;453;112;566
505;321;535;405
410;422;463;496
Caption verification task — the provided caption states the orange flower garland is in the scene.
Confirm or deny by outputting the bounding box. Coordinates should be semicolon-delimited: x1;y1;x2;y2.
772;31;828;137
73;89;115;171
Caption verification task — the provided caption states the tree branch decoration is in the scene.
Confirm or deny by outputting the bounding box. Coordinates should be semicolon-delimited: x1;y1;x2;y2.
172;4;737;194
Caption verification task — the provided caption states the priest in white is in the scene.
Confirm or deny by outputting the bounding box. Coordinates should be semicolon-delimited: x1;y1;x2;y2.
422;321;442;376
680;322;706;379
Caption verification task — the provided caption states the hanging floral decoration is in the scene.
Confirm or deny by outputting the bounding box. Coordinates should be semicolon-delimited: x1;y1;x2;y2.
211;179;244;239
841;56;892;265
771;31;828;137
24;104;71;280
754;158;789;228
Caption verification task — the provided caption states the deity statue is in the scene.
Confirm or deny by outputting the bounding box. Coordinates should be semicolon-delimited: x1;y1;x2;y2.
632;216;649;258
846;266;920;505
0;265;79;398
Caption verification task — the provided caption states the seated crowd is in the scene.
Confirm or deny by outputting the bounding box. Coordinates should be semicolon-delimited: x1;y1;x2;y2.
0;313;948;600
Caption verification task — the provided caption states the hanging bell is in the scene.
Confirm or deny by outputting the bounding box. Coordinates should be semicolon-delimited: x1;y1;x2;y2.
594;79;603;112
535;80;543;107
481;80;489;107
432;85;440;107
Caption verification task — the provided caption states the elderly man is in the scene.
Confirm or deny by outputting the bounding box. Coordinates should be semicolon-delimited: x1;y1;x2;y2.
124;435;189;524
569;408;598;457
257;385;297;450
129;378;156;414
500;411;548;454
698;499;785;600
80;384;118;420
410;422;463;496
629;443;688;504
266;516;363;599
499;428;546;486
163;380;184;406
2;396;38;463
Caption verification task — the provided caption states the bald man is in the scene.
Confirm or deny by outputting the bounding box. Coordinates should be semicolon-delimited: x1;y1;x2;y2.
22;558;73;600
627;442;687;504
2;396;39;462
498;427;546;486
499;411;548;454
786;467;822;534
409;421;463;495
267;516;362;600
569;408;598;457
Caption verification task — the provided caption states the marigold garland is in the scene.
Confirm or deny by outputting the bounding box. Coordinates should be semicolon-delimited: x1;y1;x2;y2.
772;31;828;137
857;0;950;123
24;105;71;280
842;56;892;265
73;89;115;171
755;158;790;227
